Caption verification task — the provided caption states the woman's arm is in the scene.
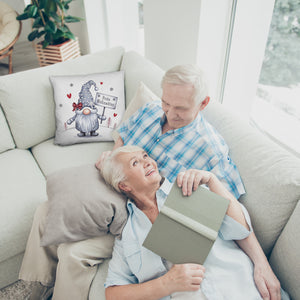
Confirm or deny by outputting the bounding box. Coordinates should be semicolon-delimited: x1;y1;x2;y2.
106;263;205;300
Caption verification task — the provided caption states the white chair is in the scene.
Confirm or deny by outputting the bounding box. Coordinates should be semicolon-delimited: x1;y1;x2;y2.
0;1;21;74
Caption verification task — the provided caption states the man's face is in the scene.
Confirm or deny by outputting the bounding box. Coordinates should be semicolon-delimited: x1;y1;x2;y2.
117;150;162;193
161;83;201;129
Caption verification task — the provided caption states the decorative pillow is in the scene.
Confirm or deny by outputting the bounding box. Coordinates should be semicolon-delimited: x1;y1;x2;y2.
111;81;161;141
50;71;125;146
41;164;128;246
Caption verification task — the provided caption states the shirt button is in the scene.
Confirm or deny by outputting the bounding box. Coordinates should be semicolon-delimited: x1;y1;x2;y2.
157;138;160;142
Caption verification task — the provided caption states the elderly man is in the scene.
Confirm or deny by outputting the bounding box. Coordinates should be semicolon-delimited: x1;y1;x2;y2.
20;65;280;300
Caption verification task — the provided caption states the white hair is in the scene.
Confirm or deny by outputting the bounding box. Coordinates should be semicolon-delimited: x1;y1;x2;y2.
100;145;144;193
161;64;209;105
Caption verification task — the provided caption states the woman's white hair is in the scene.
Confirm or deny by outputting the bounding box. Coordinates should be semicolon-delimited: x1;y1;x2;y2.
161;64;209;105
100;145;144;193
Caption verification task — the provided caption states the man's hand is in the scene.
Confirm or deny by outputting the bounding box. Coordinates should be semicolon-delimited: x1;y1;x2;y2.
95;151;112;170
161;264;205;294
254;263;281;300
176;169;213;196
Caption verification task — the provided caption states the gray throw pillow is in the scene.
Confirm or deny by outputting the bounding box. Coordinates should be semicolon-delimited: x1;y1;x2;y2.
41;164;128;246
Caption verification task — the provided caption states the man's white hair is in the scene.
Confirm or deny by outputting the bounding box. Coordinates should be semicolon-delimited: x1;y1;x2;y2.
161;64;209;105
100;145;144;193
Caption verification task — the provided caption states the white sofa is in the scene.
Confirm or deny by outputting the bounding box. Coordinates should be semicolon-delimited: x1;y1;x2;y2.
0;47;299;300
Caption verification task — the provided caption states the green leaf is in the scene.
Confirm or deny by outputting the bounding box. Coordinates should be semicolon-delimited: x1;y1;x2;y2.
49;11;61;23
28;5;38;18
45;0;58;14
44;32;53;43
38;0;47;9
37;30;46;38
45;21;57;33
16;12;29;21
64;16;82;23
64;31;75;40
42;40;50;48
60;25;69;33
32;17;43;28
53;0;64;10
28;30;39;41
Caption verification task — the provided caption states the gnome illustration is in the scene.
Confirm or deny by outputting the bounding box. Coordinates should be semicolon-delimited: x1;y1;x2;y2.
67;80;106;137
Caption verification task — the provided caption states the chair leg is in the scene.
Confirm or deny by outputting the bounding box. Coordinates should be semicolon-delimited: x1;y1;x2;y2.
8;52;13;74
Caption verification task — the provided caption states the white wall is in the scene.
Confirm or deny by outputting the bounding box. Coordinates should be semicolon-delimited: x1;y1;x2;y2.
143;0;202;71
143;0;233;103
82;0;108;54
106;0;141;51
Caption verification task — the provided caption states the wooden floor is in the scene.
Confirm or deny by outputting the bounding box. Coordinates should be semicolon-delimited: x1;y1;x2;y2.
0;41;40;76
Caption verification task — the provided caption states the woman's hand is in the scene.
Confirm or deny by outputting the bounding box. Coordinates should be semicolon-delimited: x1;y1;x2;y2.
176;169;214;196
95;150;112;170
160;264;205;294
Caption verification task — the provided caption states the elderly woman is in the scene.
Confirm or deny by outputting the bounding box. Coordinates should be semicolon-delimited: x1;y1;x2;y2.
100;145;288;300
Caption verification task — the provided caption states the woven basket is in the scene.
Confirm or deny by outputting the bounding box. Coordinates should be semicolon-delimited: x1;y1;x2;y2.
34;37;80;67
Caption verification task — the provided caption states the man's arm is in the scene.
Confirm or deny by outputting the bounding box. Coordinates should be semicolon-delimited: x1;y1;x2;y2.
236;233;281;300
176;170;249;229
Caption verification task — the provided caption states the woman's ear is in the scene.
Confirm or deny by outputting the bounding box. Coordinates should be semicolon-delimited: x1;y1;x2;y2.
118;182;131;193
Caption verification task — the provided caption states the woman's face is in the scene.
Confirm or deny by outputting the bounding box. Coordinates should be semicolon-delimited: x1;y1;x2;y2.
116;150;162;193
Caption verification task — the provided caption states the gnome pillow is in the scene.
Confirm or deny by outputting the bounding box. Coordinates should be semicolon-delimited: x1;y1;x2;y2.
50;71;125;145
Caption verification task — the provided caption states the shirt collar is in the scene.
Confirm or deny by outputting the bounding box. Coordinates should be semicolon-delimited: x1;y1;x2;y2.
126;178;173;213
160;112;202;135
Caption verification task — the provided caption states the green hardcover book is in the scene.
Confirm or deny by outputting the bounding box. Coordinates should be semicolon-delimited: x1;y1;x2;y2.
143;184;230;264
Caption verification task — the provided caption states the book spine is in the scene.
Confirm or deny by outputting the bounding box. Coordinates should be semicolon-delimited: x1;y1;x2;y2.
160;206;218;241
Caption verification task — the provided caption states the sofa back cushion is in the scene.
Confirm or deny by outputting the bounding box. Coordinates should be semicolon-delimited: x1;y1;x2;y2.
0;105;15;153
0;47;124;149
120;51;164;106
203;101;300;256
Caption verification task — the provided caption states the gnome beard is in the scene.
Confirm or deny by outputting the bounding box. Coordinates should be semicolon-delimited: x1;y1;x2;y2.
74;107;100;137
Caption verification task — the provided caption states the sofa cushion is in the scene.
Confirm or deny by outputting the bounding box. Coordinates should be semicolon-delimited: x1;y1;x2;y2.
0;149;47;262
41;164;127;246
111;82;160;141
0;105;14;153
0;47;125;150
50;71;125;145
31;139;113;176
120;51;164;106
203;101;300;255
269;200;300;300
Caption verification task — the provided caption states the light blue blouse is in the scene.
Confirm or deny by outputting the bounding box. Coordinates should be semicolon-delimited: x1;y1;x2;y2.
104;180;289;300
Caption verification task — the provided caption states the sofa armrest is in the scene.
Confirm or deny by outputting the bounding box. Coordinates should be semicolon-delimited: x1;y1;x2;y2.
269;200;300;300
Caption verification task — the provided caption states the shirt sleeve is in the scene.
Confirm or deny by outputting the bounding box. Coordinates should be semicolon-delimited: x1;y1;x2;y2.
117;102;151;144
208;153;245;200
104;238;138;288
218;203;253;241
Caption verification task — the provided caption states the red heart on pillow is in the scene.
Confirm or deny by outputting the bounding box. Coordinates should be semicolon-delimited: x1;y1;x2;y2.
67;93;72;98
100;82;103;85
113;113;117;117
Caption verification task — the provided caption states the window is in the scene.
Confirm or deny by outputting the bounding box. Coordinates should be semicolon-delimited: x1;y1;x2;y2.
250;0;300;156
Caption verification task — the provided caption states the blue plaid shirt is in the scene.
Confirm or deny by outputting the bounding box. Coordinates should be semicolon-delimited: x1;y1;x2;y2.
118;101;245;199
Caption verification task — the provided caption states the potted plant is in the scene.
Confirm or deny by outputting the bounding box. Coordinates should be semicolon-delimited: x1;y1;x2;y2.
17;0;82;66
